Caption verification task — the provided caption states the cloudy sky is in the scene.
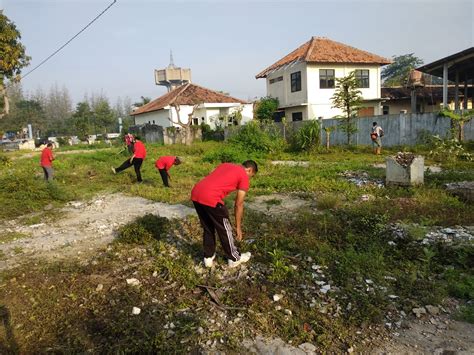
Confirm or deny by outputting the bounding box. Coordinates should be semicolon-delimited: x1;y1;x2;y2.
3;0;473;104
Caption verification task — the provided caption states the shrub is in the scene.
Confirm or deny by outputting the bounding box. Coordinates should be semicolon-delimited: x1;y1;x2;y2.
202;145;247;163
291;120;321;151
229;121;284;153
429;135;472;162
116;214;170;244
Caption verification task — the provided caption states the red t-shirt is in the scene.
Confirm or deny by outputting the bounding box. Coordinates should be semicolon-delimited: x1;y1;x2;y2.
40;147;54;167
155;156;176;171
191;163;250;207
133;141;146;159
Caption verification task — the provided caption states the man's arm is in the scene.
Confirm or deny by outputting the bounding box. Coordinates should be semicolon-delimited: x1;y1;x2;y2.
234;190;246;241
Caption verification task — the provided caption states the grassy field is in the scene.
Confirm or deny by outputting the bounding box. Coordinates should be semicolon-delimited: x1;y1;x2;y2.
0;141;473;352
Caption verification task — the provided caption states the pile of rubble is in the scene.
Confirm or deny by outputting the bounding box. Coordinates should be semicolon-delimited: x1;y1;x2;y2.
394;152;416;168
340;171;384;188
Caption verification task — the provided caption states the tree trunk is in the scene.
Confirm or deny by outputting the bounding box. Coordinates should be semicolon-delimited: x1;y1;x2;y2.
0;83;9;119
185;126;194;146
459;121;464;142
326;131;330;150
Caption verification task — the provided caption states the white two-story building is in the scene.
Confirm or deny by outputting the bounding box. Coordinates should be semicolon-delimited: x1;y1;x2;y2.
256;37;391;121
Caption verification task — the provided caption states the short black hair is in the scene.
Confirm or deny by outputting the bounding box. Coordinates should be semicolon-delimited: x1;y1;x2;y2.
47;142;53;147
242;160;258;173
373;122;377;126
175;157;181;164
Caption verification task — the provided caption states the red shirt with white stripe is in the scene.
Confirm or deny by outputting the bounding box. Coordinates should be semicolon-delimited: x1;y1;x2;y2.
155;156;176;171
191;163;250;207
133;140;146;159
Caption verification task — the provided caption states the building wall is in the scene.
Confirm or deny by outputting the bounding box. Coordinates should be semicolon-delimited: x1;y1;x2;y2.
134;103;254;130
384;99;472;115
265;62;383;120
266;61;308;109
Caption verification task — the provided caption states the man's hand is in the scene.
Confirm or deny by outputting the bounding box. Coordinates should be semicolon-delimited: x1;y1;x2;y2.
129;157;134;163
236;227;243;242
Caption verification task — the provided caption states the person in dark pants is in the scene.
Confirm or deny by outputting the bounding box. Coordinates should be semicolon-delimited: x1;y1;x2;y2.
155;156;181;187
112;137;147;182
40;142;55;181
191;160;258;268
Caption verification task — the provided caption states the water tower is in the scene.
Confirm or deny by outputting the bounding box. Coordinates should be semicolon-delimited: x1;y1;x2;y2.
154;51;192;92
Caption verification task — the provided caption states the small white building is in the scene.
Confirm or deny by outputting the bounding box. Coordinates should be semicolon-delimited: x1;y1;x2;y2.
256;37;391;121
131;83;253;129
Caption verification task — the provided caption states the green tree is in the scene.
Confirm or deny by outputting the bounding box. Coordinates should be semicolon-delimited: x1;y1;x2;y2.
0;11;31;118
381;53;423;87
72;102;92;139
331;72;362;145
254;97;279;121
133;96;151;107
439;108;474;142
93;99;115;134
0;100;46;137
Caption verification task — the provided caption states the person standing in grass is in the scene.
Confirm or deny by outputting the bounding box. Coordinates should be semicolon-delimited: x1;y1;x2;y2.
40;142;55;181
371;121;384;155
124;133;134;154
191;160;258;268
112;137;146;182
155;156;182;187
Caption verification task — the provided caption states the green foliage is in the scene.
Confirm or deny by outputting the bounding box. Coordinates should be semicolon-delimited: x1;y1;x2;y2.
93;99;115;134
202;145;247;163
429;135;472;162
381;53;423;87
200;123;224;141
229;121;284;153
438;108;474;141
254;96;279;122
268;248;292;282
72;102;93;140
331;72;362;145
117;214;170;245
0;11;31;91
292;120;321;151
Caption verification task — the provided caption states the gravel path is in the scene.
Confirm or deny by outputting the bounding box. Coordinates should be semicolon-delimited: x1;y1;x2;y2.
0;193;196;270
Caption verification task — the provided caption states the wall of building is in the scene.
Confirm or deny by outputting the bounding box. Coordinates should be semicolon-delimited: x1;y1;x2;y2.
134;110;171;127
266;61;308;109
306;63;382;119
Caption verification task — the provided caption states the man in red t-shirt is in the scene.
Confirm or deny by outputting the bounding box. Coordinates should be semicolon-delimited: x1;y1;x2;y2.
112;137;146;182
155;156;181;187
40;142;55;181
191;160;258;268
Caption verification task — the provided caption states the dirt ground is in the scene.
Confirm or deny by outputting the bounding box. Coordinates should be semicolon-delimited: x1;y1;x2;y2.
1;193;473;353
0;193;195;270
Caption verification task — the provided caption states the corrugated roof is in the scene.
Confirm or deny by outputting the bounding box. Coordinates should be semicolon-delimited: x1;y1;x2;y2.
256;37;391;78
131;83;247;116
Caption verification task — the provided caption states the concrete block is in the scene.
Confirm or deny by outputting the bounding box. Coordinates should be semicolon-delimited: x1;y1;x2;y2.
386;155;424;186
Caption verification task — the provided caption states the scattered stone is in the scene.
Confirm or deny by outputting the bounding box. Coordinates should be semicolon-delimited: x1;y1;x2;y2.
126;278;140;287
445;181;474;202
198;327;204;335
284;309;292;316
271;160;309;167
298;342;317;352
426;305;440;316
365;279;374;284
412;307;427;318
273;294;284;302
96;284;103;292
132;307;141;315
152;271;158;277
320;284;331;294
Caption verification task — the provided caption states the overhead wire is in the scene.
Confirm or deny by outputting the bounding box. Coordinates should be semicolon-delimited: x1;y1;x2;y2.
21;0;117;80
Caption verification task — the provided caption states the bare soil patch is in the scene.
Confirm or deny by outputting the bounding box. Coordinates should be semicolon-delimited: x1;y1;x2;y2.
246;193;315;216
0;193;195;270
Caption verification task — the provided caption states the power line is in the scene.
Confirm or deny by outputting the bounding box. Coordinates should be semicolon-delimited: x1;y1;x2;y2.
22;0;117;80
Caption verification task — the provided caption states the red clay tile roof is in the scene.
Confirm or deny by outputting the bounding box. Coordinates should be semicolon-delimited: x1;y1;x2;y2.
256;37;391;78
131;83;247;116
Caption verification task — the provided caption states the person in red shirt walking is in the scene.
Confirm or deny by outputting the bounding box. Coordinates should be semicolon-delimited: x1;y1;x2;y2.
112;137;146;182
40;142;55;181
191;160;258;268
155;156;181;187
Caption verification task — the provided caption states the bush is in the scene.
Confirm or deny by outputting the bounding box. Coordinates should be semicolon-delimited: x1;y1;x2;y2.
116;214;170;244
291;120;321;151
429;135;472;162
229;121;284;153
202;145;248;163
